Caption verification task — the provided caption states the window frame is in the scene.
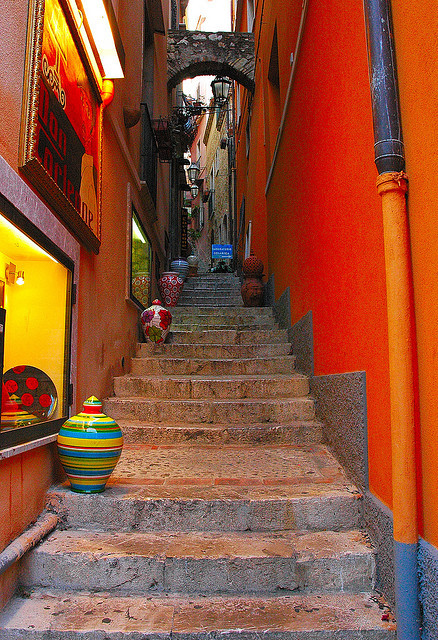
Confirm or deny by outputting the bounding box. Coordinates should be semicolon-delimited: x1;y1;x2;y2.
0;193;74;450
129;205;153;310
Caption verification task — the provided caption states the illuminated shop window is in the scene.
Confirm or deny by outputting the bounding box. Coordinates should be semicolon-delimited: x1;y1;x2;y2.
0;207;73;449
130;208;152;309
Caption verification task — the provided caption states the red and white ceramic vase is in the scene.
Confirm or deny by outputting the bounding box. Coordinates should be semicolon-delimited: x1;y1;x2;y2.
140;299;172;344
158;271;184;307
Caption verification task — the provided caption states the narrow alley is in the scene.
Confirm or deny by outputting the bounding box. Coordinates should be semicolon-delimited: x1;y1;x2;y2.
0;274;395;637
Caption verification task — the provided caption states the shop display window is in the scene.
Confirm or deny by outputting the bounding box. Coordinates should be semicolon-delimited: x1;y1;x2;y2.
130;208;152;309
0;205;73;449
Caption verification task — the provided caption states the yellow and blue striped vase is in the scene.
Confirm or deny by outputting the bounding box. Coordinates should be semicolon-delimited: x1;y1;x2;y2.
57;396;123;493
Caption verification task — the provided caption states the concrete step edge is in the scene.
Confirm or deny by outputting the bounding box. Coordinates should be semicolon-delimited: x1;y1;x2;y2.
0;591;396;637
20;529;375;594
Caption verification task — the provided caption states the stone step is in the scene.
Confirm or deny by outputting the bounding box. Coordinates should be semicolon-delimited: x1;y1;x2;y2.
47;484;362;533
171;306;274;319
47;444;362;532
117;419;323;445
20;529;375;595
169;329;288;344
181;283;241;291
177;299;243;308
0;591;396;639
171;321;278;330
113;374;309;400
131;355;296;376
137;342;293;359
104;395;316;423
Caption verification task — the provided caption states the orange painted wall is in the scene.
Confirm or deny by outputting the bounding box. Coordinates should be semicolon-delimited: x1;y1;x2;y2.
240;0;393;507
234;0;268;270
0;444;63;606
391;1;438;546
0;0;170;612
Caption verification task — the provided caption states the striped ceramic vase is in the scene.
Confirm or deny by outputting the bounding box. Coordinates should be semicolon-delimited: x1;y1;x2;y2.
57;396;123;493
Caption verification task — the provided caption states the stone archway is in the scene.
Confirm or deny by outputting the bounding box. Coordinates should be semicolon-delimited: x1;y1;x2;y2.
167;30;255;93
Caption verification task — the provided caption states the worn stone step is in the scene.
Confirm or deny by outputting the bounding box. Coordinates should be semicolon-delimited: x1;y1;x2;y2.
47;485;362;533
47;444;362;532
20;529;375;595
171;321;278;330
180;281;241;289
117;419;323;445
113;374;309;400
181;285;240;292
104;395;315;423
171;306;274;318
169;329;288;344
177;299;243;308
0;591;396;639
131;355;296;376
137;342;293;359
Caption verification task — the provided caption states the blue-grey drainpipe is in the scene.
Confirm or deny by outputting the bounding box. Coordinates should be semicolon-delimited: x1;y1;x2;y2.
363;1;421;638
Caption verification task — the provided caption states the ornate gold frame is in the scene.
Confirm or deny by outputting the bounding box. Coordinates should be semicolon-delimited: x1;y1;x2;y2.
19;0;102;254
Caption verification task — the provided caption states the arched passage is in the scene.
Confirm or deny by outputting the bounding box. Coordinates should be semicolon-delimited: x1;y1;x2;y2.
167;30;255;93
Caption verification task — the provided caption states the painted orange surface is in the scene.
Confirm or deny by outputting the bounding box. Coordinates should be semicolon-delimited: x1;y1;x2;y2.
391;0;438;546
0;446;57;550
237;0;393;507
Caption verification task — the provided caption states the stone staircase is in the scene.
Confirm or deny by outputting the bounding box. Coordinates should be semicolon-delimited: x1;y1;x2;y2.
0;276;396;638
177;273;243;306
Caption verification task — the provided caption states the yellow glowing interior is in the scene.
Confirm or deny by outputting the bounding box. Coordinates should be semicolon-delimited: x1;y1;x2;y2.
80;0;124;78
1;216;70;424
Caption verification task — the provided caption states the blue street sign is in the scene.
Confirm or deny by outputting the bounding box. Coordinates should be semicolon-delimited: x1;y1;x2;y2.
212;244;233;259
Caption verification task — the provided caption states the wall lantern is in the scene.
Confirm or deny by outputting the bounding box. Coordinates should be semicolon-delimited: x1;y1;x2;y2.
190;184;199;199
5;263;24;286
187;163;201;183
78;0;125;78
211;76;232;106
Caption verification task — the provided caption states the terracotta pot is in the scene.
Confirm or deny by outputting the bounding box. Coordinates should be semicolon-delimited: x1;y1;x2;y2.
158;271;184;306
243;255;264;277
57;396;123;494
241;275;264;307
140;299;172;344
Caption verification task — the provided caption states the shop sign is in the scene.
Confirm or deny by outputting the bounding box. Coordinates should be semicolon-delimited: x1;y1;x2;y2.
212;244;233;259
19;0;102;254
180;209;189;256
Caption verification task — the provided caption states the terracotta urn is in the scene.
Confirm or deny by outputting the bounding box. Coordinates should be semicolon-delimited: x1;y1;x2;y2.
241;255;264;307
187;254;199;276
158;271;184;306
242;255;264;277
140;299;172;344
57;396;123;493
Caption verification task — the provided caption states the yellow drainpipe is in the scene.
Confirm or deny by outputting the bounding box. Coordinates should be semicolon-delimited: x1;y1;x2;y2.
376;171;421;637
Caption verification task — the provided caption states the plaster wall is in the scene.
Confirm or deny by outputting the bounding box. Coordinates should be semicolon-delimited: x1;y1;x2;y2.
261;0;392;508
0;0;170;609
391;0;438;549
0;154;80;607
0;0;28;168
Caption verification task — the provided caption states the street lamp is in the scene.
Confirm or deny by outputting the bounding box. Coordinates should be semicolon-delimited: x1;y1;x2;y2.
190;184;199;198
187;163;200;183
211;76;232;106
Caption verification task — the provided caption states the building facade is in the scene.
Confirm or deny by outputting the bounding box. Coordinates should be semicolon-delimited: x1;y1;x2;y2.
234;0;438;636
0;0;180;607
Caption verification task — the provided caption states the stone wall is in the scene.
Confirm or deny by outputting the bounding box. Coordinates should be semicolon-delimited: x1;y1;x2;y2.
168;30;255;92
